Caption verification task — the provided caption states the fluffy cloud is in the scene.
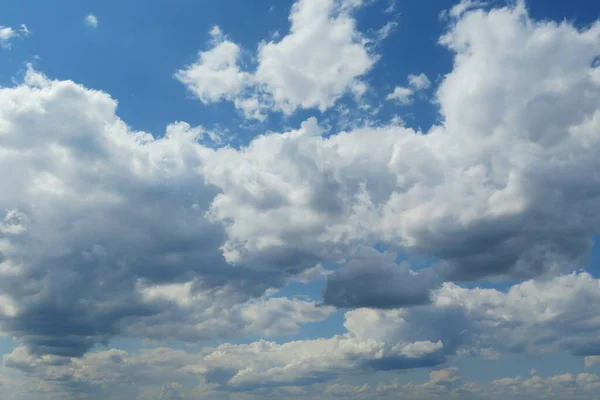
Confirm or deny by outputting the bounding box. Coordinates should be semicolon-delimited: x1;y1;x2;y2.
84;14;98;29
195;269;600;388
175;26;250;105
8;272;594;395
385;85;414;104
0;26;17;48
0;67;331;357
176;0;379;118
2;2;600;398
202;1;600;287
386;73;431;104
407;73;431;90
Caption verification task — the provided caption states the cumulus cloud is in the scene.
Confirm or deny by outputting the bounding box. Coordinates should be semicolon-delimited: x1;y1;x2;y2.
188;273;600;389
9;272;597;395
386;72;431;104
2;1;600;398
176;0;379;118
408;73;431;90
175;26;250;105
84;14;98;29
385;85;413;104
0;26;17;47
0;67;331;357
202;2;600;285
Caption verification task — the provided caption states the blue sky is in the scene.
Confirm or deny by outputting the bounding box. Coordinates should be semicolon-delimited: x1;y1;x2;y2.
2;0;600;399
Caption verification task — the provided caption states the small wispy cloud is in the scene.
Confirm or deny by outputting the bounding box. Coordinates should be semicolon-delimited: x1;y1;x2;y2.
84;14;99;29
20;24;31;36
377;21;398;40
384;0;396;14
0;23;31;49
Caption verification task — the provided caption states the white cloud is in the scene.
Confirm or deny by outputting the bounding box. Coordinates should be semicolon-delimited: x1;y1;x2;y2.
386;72;431;104
376;21;399;40
384;0;396;14
202;2;600;285
0;23;30;49
386;85;414;104
0;26;17;46
5;341;600;400
177;0;377;118
253;0;374;114
408;73;431;90
19;24;30;36
0;67;333;357
84;14;98;29
175;26;250;104
2;2;600;398
133;273;600;389
134;279;334;339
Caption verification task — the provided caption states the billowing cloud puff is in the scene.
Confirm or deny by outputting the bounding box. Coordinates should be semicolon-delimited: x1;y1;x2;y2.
176;0;379;118
0;67;331;357
4;273;600;398
201;1;600;289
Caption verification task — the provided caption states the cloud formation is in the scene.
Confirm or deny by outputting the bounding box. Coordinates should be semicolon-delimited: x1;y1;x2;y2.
0;67;331;357
386;73;431;104
176;0;381;118
1;1;600;398
84;14;98;29
0;23;30;49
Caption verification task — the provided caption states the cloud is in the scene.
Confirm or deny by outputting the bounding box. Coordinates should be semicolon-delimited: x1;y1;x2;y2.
322;247;440;308
0;23;30;49
192;272;600;389
376;21;398;41
386;72;431;104
176;0;378;118
321;369;600;400
383;0;396;14
408;73;431;90
585;356;600;369
84;14;98;29
0;26;17;47
0;67;332;358
174;26;250;105
19;24;30;36
385;85;413;104
1;5;600;400
5;329;600;400
144;274;600;389
3;267;600;399
202;2;600;285
442;0;489;19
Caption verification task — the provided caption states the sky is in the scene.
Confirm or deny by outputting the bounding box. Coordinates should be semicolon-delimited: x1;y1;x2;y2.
1;0;600;399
